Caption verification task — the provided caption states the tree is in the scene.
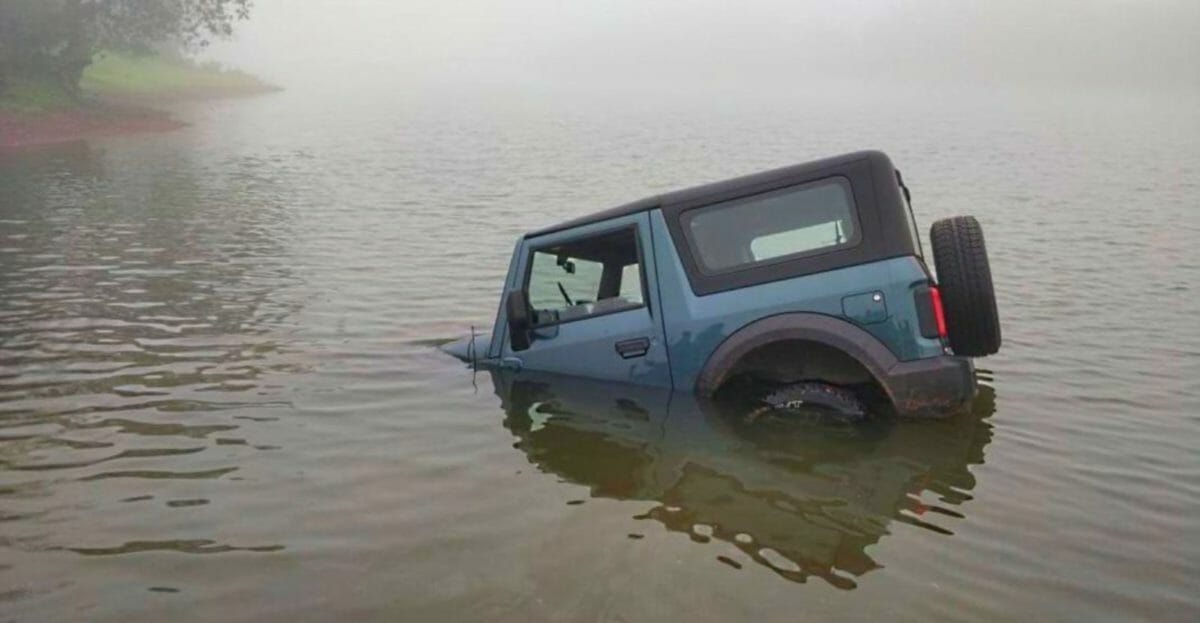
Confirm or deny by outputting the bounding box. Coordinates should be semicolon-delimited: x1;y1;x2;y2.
0;0;252;98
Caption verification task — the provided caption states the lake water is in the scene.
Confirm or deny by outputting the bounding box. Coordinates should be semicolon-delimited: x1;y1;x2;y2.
2;83;1198;622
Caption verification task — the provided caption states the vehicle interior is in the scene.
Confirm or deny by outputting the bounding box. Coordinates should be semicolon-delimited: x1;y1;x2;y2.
526;228;644;325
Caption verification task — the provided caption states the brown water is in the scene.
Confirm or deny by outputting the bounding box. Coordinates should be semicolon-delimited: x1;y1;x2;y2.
2;85;1198;621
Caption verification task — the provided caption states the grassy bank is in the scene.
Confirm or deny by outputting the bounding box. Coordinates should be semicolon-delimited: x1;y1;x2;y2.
81;52;278;102
0;52;277;147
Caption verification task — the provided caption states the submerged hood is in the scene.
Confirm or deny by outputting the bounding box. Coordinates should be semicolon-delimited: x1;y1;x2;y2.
440;330;491;363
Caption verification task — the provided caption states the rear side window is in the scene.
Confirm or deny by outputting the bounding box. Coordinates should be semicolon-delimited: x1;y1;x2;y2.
681;177;859;274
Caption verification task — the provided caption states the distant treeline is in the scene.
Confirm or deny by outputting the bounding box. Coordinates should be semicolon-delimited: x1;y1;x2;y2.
0;0;253;98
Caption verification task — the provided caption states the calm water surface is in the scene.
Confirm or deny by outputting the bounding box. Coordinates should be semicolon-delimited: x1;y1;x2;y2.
1;85;1198;621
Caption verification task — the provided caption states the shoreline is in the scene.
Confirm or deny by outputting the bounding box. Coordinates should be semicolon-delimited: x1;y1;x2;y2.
1;52;279;149
0;88;279;150
1;103;186;149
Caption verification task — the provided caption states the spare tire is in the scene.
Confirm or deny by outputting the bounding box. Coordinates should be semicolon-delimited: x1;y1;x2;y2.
930;216;1001;356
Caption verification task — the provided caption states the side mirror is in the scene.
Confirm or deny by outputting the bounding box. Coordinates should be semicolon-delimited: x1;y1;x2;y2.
556;255;576;274
506;289;532;352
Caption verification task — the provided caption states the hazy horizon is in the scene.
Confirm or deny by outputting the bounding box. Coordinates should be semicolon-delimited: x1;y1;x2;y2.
202;0;1200;96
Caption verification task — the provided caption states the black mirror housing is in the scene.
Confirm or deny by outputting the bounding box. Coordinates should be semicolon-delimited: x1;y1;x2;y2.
556;255;575;274
506;289;531;351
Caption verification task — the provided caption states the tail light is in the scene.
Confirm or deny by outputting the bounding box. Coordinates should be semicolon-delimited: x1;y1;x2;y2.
915;285;948;340
929;286;948;338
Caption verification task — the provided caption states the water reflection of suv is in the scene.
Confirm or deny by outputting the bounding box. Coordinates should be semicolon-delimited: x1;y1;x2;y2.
446;151;1001;417
491;370;995;587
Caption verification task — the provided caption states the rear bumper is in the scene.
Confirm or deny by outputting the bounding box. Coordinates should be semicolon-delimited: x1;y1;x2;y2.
882;355;976;417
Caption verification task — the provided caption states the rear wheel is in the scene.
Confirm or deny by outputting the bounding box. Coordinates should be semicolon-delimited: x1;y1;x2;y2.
930;216;1001;357
758;382;867;422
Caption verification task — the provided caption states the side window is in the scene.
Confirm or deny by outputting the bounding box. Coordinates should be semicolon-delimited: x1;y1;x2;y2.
682;176;859;274
526;227;645;326
619;264;644;304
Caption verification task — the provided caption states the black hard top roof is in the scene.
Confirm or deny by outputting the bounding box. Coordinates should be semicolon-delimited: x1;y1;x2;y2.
527;150;891;238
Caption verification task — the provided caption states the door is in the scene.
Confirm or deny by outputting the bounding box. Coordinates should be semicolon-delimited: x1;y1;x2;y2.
502;213;670;387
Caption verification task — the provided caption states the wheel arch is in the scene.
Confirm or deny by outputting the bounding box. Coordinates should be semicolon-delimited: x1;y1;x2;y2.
694;313;901;401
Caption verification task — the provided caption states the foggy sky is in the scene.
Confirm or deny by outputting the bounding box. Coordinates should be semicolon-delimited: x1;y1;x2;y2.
204;0;1200;94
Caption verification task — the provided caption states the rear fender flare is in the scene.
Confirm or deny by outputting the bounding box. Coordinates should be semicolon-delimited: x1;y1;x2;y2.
694;313;900;401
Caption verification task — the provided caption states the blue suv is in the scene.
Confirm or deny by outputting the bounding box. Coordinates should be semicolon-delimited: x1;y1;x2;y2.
445;151;1001;417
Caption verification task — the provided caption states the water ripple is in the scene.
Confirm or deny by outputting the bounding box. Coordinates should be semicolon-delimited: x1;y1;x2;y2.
0;88;1197;621
65;539;283;556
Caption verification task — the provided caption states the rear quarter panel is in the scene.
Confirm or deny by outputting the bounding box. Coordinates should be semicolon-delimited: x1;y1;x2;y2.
649;210;944;390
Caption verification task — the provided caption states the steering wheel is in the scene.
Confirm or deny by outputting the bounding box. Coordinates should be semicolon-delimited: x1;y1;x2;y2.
556;281;574;306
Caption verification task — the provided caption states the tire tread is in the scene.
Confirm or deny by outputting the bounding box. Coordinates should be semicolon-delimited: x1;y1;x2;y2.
930;215;1001;356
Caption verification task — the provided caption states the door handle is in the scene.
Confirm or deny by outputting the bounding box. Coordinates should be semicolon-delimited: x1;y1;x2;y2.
615;337;651;359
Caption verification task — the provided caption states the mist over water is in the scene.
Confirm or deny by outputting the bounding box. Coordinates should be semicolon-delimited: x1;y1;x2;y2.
206;0;1200;95
2;1;1199;621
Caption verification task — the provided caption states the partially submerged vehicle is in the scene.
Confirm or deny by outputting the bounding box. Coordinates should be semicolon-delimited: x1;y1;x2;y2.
445;151;1000;417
